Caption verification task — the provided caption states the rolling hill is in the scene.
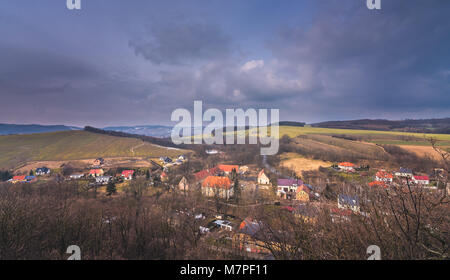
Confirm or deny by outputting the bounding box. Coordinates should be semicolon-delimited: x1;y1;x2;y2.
311;118;450;134
0;130;187;170
0;123;80;135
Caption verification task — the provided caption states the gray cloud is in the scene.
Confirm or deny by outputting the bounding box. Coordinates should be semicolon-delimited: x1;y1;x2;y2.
129;20;232;65
264;0;450;120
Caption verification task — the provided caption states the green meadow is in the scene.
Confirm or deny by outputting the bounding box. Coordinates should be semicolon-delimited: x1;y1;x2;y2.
0;130;186;169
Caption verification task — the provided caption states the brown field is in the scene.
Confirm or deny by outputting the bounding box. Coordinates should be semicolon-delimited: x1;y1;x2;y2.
398;145;446;161
280;153;332;176
15;157;159;174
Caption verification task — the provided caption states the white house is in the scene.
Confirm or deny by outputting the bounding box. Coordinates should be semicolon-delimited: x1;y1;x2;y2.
375;170;393;182
277;179;303;199
96;176;112;184
338;194;360;213
257;169;270;185
213;220;234;231
395;167;413;178
338;162;356;172
69;174;84;180
412;175;430;185
35;167;50;176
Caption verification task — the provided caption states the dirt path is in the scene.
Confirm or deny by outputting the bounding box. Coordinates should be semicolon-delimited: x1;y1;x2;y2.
130;142;145;156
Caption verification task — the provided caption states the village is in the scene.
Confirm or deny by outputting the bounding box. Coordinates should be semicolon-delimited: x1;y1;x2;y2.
4;146;447;259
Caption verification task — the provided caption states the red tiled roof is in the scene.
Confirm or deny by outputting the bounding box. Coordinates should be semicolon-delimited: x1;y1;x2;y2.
218;164;239;173
202;176;232;189
413;175;429;181
13;175;26;181
376;170;393;179
122;170;134;177
89;169;103;175
194;167;220;181
339;162;355;167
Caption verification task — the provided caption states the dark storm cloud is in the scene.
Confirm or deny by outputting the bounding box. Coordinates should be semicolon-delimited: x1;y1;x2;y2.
264;0;450;120
1;0;449;126
129;20;232;65
0;46;99;95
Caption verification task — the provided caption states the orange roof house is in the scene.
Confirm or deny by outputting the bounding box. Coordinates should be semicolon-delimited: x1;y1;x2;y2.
89;169;104;177
202;176;232;189
201;176;234;199
11;175;27;183
338;162;356;172
194;166;221;181
375;170;393;182
121;170;134;180
217;164;239;174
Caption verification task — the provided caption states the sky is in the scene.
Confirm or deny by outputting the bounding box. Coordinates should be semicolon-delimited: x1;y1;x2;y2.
0;0;449;127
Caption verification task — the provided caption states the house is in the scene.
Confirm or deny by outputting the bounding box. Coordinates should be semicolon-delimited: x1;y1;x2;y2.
35;167;50;176
217;164;239;174
10;175;27;183
338;162;356;172
121;170;134;180
205;149;218;155
239;166;249;174
194;166;221;181
213;220;234;231
276;178;303;199
375;170;393;182
93;158;105;166
412;175;430;185
178;176;189;192
239;218;262;237
70;174;84;180
257;169;270;185
89;169;104;177
330;208;352;223
338;194;360;213
159;157;172;164
201;176;234;199
295;185;311;202
95;176;112;184
395;167;413;178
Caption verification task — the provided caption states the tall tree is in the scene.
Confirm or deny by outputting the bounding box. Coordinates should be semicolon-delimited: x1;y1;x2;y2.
106;181;117;196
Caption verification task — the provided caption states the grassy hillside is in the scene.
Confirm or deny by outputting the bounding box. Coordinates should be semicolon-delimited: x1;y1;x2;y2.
0;130;187;169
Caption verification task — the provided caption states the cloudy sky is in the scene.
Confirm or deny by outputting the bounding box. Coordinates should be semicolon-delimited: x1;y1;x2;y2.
0;0;449;127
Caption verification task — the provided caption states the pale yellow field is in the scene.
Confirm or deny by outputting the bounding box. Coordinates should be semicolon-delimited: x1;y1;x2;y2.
280;152;332;176
398;145;446;161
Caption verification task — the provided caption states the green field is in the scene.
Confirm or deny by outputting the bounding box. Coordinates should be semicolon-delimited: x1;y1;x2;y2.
0;130;187;169
248;126;450;146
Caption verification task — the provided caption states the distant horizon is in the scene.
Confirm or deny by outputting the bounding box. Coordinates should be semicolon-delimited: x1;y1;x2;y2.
2;116;450;129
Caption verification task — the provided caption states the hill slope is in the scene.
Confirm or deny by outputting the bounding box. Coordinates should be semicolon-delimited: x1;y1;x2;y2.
0;130;186;169
311;118;450;134
0;123;80;135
